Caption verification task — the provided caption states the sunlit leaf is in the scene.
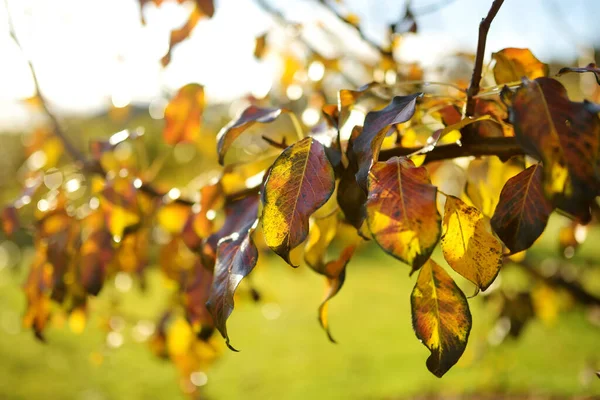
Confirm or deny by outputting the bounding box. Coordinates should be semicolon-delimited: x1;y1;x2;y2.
354;94;421;190
217;106;289;165
164;83;205;145
492;48;549;84
506;77;600;222
411;259;471;377
254;33;267;59
441;196;503;292
491;164;553;253
262;137;335;265
366;157;440;273
206;195;259;350
466;156;521;217
557;63;600;85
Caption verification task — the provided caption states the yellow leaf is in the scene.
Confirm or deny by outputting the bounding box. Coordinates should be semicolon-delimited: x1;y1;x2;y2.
441;196;503;291
492;48;549;84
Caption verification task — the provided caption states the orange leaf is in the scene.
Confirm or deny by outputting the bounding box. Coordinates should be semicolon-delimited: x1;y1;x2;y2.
164;83;205;145
492;48;548;84
366;157;440;273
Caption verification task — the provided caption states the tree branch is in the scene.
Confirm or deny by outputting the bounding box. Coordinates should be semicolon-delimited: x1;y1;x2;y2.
4;0;195;207
4;0;88;166
318;0;393;59
379;136;524;164
465;0;504;117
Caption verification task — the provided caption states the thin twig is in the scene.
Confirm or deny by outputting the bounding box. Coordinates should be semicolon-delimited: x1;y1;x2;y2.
4;0;196;206
465;0;505;117
318;0;393;59
4;0;87;166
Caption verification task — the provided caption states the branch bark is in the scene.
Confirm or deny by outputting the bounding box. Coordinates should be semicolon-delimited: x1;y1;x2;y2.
379;136;525;164
465;0;505;117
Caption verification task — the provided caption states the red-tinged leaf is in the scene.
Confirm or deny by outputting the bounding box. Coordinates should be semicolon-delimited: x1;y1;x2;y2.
181;183;224;252
23;245;53;340
366;157;440;273
491;164;553;253
441;196;503;292
411;259;472;378
473;99;513;138
262;137;335;265
206;196;259;350
163;83;205;145
2;206;19;237
354;94;421;190
507;77;600;222
217;106;288;165
557;63;600;85
492;48;549;84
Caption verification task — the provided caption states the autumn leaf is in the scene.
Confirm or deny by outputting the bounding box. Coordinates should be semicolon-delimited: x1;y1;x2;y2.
366;157;440;273
216;105;289;165
506;77;600;222
411;259;472;377
164;83;205;145
441;195;503;292
206;195;259;350
491;164;553;253
254;33;267;59
354;93;421;190
304;214;356;342
337;127;367;230
183;260;214;336
465;156;521;217
557;63;600;85
492;48;549;84
262;137;335;266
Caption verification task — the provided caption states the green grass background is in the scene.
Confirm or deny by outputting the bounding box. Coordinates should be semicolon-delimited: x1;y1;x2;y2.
0;231;599;400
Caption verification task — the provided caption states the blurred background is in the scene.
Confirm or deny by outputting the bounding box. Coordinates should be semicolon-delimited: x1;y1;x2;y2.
0;0;600;399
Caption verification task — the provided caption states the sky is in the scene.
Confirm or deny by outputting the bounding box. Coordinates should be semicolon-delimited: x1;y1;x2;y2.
0;0;598;128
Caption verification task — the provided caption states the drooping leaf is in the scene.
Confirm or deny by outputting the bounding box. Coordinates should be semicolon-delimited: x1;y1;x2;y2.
492;48;549;84
557;63;600;85
366;157;440;273
506;77;600;222
304;214;357;342
206;195;259;350
354;94;421;190
183;259;214;336
441;196;503;292
491;164;553;253
262;137;335;265
411;259;472;378
217;106;289;165
164;83;205;145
